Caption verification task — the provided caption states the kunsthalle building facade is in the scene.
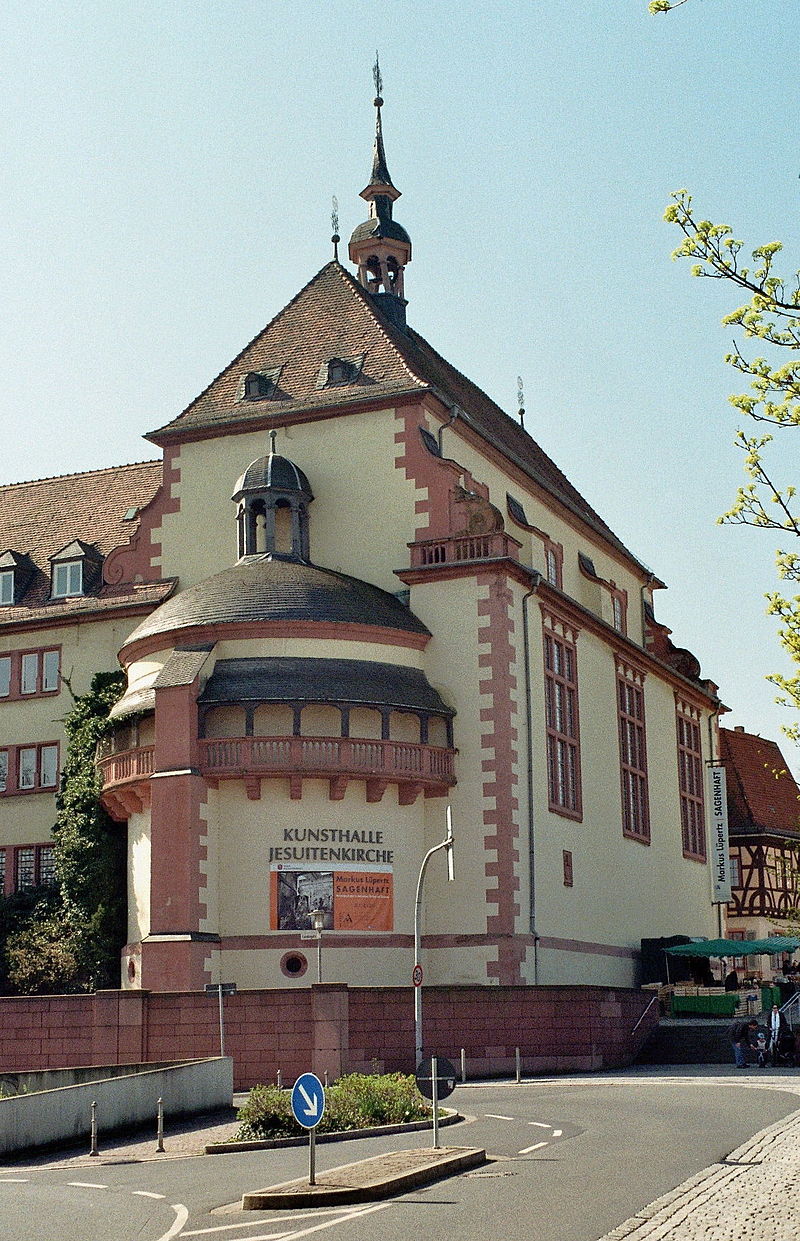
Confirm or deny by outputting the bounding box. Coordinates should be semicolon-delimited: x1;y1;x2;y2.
0;87;721;995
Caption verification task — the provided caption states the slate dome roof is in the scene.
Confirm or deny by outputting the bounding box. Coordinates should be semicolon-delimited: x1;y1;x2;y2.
349;217;412;248
233;453;312;499
123;556;430;648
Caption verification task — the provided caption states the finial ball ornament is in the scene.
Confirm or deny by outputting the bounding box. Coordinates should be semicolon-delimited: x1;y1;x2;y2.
374;95;383;108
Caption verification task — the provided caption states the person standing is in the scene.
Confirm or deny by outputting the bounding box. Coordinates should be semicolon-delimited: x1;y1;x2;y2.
768;1004;790;1065
730;1018;759;1068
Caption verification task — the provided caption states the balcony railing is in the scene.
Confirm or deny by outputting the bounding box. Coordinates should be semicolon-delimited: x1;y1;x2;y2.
409;531;518;568
99;737;455;801
198;735;454;783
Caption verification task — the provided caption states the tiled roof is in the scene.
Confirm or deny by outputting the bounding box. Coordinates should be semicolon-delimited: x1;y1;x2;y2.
720;726;800;837
0;461;168;626
148;262;646;572
123;554;431;648
199;657;453;715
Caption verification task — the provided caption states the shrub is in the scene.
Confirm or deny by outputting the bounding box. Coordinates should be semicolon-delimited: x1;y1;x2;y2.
234;1072;432;1141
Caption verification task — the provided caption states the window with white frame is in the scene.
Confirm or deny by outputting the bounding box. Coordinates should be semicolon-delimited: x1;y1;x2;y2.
0;570;13;604
0;647;60;698
52;559;83;598
3;743;59;794
543;615;582;818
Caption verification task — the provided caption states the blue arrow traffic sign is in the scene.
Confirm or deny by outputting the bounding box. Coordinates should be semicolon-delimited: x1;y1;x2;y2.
291;1072;326;1129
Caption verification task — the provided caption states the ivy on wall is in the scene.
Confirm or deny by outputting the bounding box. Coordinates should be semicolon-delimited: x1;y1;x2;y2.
1;671;127;994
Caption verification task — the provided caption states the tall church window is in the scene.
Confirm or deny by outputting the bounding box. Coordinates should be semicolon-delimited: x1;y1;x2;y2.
617;660;649;843
543;615;582;819
676;699;706;860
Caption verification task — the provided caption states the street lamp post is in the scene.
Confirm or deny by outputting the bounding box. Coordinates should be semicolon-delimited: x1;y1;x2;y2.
414;805;455;1068
311;907;325;983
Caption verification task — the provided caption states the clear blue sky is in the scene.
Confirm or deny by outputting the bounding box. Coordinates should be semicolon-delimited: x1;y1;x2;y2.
2;1;799;765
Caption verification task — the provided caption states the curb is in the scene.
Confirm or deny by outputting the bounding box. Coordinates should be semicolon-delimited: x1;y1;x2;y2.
205;1109;462;1154
241;1145;487;1209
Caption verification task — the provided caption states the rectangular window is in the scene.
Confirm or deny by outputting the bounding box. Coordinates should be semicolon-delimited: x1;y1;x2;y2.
730;854;741;888
545;543;563;590
0;571;13;604
39;845;56;885
676;703;706;860
53;560;83;598
0;647;60;699
544;623;582;818
612;591;627;635
42;649;60;691
0;848;5;893
15;847;36;891
0;743;59;795
618;666;650;843
563;849;574;887
21;652;39;694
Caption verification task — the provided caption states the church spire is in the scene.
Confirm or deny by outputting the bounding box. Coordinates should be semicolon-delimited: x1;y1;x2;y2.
348;55;412;325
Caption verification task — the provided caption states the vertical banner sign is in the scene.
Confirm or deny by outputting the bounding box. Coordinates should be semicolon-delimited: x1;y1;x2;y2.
708;766;731;903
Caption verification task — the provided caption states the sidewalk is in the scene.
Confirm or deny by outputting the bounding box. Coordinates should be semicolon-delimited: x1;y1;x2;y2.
599;1093;800;1241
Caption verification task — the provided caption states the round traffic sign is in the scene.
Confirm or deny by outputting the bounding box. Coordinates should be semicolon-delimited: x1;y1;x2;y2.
291;1072;326;1129
415;1056;457;1100
412;964;423;987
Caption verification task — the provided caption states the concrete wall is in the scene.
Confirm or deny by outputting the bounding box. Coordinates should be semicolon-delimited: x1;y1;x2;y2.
0;984;657;1091
0;1056;233;1155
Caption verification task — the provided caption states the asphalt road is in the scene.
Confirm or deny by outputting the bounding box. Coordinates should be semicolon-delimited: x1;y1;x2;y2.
3;1071;800;1241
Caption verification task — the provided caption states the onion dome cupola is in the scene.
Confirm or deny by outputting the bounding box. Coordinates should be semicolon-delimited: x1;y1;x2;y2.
232;431;314;561
348;57;411;326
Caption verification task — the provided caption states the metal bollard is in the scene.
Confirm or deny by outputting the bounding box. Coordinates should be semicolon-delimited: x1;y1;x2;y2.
276;1069;282;1089
515;1047;521;1084
461;1048;466;1083
156;1097;165;1153
89;1100;99;1156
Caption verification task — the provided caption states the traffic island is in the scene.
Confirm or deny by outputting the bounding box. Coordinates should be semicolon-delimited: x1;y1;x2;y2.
241;1145;488;1209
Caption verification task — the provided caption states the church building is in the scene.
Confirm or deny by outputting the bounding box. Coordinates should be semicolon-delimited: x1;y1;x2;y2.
0;81;723;995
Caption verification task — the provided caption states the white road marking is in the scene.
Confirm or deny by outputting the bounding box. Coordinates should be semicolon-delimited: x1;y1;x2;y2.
552;1129;563;1138
485;1113;515;1121
67;1181;108;1189
133;1190;167;1199
0;1178;29;1183
156;1204;189;1241
183;1209;346;1234
528;1121;551;1128
518;1140;549;1154
279;1202;392;1239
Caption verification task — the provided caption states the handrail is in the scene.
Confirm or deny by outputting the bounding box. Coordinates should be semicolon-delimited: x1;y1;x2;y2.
631;992;659;1036
780;991;800;1028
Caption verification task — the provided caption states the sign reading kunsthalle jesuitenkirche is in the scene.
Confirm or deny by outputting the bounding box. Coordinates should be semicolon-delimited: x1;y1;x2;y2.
708;766;731;903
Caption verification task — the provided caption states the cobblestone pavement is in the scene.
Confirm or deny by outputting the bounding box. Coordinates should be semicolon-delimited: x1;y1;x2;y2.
599;1097;800;1241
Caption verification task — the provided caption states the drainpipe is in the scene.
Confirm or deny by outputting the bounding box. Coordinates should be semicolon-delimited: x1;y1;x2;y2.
522;572;543;984
437;404;460;454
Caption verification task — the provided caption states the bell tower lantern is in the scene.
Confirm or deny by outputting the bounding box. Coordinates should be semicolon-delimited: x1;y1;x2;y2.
348;58;412;323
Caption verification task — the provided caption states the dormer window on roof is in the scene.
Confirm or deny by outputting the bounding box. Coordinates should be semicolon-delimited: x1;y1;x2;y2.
242;367;281;402
49;540;103;600
317;354;364;389
0;550;34;607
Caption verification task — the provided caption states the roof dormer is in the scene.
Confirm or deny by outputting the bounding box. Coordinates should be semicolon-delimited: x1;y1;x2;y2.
0;550;35;606
49;540;103;600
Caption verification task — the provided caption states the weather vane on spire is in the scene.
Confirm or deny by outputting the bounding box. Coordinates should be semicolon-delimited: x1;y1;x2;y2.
331;195;340;260
373;52;383;105
517;376;526;430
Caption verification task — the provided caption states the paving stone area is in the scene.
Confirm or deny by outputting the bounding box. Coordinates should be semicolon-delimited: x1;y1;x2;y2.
599;1105;800;1240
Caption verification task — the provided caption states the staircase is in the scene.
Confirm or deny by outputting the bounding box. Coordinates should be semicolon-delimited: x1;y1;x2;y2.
636;1017;737;1065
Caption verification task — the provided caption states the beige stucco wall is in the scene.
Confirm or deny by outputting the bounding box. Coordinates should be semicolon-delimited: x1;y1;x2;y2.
1;615;144;851
151;407;422;595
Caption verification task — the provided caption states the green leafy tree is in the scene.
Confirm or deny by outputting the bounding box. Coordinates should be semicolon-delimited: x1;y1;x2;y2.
52;670;127;989
1;671;126;993
662;190;800;733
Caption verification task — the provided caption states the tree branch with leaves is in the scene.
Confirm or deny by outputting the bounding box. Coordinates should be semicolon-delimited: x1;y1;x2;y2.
663;188;800;728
